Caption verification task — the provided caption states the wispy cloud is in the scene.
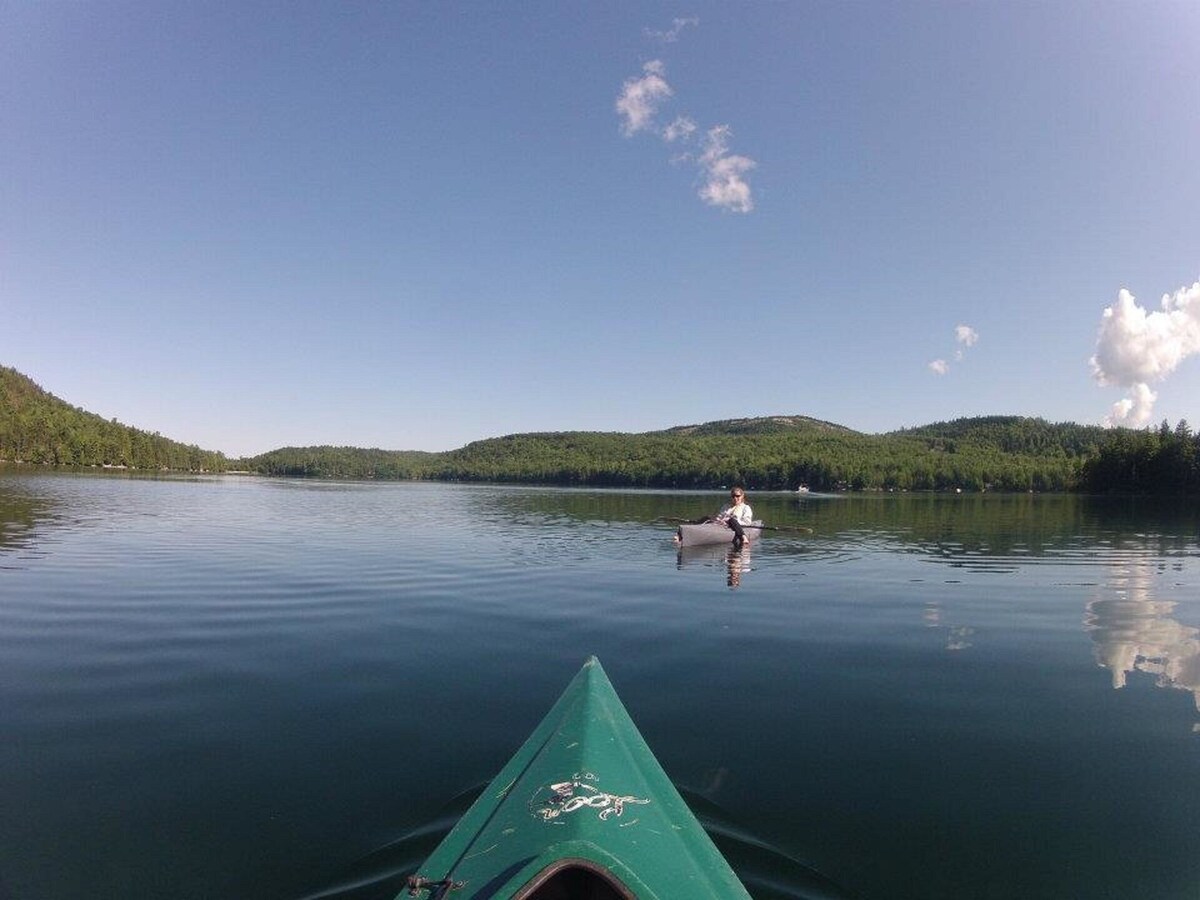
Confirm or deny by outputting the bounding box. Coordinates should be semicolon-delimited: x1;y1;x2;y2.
615;60;672;137
662;115;696;143
615;28;758;214
1106;383;1158;428
697;125;755;213
645;17;699;44
1091;281;1200;426
929;324;979;375
953;324;978;360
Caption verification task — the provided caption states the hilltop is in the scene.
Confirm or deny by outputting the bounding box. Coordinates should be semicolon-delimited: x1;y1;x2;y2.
661;415;856;437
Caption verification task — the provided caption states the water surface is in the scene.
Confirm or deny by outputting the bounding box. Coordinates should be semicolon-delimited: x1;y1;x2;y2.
1;473;1197;899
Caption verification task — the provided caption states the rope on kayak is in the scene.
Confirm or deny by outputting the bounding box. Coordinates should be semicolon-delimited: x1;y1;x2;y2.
534;773;650;823
404;874;463;898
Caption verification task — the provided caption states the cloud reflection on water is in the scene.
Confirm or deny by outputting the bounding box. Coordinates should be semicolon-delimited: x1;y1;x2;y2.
1085;561;1200;722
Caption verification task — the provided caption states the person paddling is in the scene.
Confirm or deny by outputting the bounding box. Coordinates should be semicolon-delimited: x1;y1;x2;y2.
700;487;753;549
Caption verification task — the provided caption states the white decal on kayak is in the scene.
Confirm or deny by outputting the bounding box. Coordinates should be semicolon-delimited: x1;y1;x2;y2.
532;773;650;823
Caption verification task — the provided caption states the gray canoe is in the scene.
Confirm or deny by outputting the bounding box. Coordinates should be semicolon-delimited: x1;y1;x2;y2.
675;520;764;547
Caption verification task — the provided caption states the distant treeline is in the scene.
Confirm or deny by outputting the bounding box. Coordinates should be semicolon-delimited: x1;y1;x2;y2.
242;416;1198;495
1078;419;1200;495
426;425;1084;491
246;446;435;479
3;364;1197;493
0;367;227;471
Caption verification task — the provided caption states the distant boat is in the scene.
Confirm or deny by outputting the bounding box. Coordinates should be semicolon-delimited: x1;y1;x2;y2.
795;485;810;494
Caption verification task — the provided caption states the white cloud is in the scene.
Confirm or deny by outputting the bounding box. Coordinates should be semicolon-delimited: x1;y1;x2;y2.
929;324;978;375
1091;282;1200;427
662;115;697;143
616;60;672;137
1091;284;1200;385
1106;383;1158;427
645;17;699;43
615;25;758;214
697;125;756;213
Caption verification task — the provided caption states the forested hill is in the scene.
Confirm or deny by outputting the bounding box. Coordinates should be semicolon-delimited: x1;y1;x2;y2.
4;364;1196;492
245;446;437;479
889;416;1111;456
0;366;227;471
246;415;1197;493
419;417;1087;491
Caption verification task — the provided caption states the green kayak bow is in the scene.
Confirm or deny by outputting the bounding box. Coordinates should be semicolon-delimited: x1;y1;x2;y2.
401;657;752;899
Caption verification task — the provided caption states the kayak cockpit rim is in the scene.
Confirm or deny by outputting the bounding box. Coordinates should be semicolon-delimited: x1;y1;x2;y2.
514;857;636;900
406;856;636;900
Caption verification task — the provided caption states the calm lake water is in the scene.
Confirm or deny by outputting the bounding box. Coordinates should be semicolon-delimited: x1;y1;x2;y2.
1;471;1197;900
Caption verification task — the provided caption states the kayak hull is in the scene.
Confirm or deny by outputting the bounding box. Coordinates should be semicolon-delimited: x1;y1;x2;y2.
401;657;752;899
675;520;764;547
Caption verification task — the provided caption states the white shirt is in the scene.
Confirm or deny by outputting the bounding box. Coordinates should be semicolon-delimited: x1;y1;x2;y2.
717;501;753;525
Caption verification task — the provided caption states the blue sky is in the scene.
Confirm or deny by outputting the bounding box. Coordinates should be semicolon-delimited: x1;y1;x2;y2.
4;2;1198;457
